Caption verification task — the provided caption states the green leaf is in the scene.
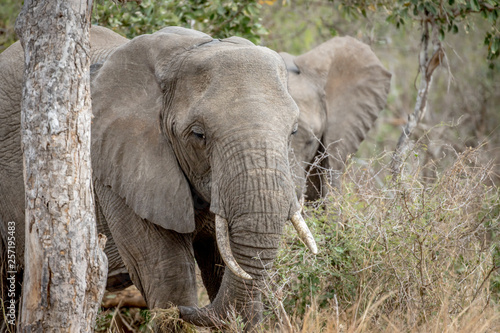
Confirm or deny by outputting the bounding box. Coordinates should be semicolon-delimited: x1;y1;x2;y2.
488;9;498;24
485;33;492;46
216;5;225;16
492;37;500;54
471;0;480;11
426;3;438;15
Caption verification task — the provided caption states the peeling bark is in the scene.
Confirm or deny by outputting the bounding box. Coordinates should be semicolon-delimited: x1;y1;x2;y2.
15;0;107;331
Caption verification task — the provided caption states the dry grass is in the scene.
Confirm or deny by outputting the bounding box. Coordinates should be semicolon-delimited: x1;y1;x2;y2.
149;307;198;333
280;297;500;333
264;145;500;332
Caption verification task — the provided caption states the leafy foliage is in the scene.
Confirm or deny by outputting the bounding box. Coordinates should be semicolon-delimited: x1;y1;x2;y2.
92;0;267;43
0;0;22;52
331;0;500;61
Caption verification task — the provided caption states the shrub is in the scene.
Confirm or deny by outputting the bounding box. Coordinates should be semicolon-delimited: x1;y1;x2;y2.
266;146;500;331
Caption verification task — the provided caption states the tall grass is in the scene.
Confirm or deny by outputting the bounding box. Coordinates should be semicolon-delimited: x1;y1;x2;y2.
264;146;500;332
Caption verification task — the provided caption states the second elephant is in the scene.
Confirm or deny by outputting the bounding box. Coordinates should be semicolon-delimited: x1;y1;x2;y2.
282;37;392;200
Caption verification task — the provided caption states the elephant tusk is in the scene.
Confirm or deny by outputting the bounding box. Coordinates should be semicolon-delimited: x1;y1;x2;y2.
215;215;253;280
290;212;318;255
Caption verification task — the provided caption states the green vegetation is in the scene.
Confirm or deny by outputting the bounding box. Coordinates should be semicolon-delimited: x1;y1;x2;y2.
323;0;500;62
0;1;22;52
2;0;267;51
92;0;267;43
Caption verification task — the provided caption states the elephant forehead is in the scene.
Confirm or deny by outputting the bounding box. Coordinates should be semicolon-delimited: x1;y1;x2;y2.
287;72;313;101
186;44;289;88
173;45;299;124
178;87;299;135
300;109;324;135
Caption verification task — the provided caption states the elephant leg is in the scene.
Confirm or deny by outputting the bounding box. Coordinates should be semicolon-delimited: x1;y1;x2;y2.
94;179;198;308
94;190;132;292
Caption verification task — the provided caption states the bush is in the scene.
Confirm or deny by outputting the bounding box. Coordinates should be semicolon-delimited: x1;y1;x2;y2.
265;146;500;331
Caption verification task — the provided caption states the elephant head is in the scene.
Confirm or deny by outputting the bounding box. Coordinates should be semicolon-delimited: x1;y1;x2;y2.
281;37;391;200
89;27;317;327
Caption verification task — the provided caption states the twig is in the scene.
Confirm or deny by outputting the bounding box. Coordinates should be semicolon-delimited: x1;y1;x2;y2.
471;265;500;303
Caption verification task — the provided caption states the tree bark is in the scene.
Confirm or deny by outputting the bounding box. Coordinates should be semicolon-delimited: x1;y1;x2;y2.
15;0;107;331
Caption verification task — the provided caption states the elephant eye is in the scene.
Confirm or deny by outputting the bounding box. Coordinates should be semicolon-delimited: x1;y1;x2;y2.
193;132;205;139
191;126;206;140
291;123;298;135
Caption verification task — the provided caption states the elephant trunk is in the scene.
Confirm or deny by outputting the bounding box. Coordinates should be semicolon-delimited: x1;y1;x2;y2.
180;136;317;329
180;211;284;328
181;137;295;328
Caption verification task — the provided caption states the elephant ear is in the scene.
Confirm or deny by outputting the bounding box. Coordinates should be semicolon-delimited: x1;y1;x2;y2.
91;30;213;234
280;52;300;74
294;36;391;172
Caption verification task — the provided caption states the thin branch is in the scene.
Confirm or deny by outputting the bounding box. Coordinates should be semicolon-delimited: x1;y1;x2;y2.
390;18;445;177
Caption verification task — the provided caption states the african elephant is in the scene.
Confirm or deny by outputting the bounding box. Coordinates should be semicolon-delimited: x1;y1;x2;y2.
282;37;391;201
0;26;317;329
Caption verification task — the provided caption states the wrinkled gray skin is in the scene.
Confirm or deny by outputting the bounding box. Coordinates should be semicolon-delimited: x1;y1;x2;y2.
0;26;301;329
282;37;392;200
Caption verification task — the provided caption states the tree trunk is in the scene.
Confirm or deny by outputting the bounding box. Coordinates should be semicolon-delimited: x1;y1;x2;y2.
15;0;107;331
